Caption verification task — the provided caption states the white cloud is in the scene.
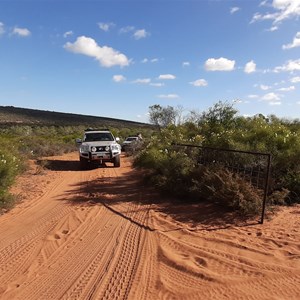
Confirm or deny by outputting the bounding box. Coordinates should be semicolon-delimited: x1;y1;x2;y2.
189;79;208;87
64;36;130;68
268;25;279;31
230;7;240;14
274;59;300;72
158;74;176;80
119;26;135;34
272;0;300;23
244;60;256;73
290;76;300;83
141;58;158;63
98;22;115;32
251;0;300;27
262;92;281;101
157;94;179;99
0;22;5;35
133;29;149;40
182;61;190;67
204;57;235;71
269;101;282;105
133;78;151;84
277;85;295;91
12;27;31;37
260;84;271;90
282;32;300;49
247;94;259;99
63;31;73;38
150;83;164;87
113;75;126;82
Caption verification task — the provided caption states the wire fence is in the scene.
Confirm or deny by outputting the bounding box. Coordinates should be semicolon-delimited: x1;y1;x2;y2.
172;143;272;224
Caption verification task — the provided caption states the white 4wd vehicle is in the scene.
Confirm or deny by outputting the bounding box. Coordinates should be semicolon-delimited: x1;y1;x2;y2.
76;129;121;169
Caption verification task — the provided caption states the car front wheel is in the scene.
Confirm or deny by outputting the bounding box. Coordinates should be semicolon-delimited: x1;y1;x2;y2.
79;156;89;170
113;155;121;168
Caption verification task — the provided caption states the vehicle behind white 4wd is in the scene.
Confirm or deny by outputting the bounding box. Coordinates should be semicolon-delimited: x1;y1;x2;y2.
76;129;121;169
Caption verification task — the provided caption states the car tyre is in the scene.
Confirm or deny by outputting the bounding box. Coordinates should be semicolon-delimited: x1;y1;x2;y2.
80;157;89;170
113;155;121;168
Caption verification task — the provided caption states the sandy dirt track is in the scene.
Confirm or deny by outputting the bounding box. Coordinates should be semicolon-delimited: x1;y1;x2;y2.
0;152;300;300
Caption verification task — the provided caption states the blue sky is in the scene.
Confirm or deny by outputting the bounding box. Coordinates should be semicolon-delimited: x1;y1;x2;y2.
0;0;300;123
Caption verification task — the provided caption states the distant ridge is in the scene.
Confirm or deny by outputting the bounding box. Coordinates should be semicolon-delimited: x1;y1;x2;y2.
0;106;151;128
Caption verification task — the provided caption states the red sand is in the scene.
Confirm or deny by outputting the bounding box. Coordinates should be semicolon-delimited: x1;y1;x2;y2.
0;152;299;299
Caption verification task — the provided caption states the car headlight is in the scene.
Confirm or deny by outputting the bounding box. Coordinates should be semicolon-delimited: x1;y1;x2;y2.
105;146;110;151
91;146;97;152
80;144;89;153
111;144;119;151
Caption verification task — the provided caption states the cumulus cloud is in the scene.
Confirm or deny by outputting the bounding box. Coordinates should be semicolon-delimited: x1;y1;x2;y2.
251;0;300;27
282;32;300;49
290;76;300;83
247;94;259;99
269;101;282;105
64;36;130;68
12;27;31;37
230;7;240;14
277;85;295;92
204;57;235;71
133;29;149;40
132;78;151;84
182;61;190;67
158;74;176;80
141;58;158;63
150;83;164;87
63;31;73;38
259;84;271;90
189;79;208;87
274;59;300;72
113;75;126;82
262;92;281;101
268;26;279;31
98;22;115;32
244;60;256;73
157;94;179;99
119;26;135;34
0;22;5;35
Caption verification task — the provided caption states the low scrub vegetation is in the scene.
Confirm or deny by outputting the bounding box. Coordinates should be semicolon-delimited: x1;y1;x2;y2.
134;102;300;216
0;124;152;212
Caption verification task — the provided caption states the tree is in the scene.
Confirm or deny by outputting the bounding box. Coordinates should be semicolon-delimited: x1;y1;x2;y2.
149;105;177;128
199;101;238;128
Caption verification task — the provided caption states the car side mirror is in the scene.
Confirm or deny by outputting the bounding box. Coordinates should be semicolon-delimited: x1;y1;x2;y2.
75;138;82;145
115;137;120;142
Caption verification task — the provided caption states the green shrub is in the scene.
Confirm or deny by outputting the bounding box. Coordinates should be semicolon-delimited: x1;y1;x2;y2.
0;150;23;210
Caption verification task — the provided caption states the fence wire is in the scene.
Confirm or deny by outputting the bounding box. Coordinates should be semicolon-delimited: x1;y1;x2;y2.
172;143;272;224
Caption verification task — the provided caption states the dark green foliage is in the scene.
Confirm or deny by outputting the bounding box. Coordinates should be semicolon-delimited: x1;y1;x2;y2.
0;148;23;211
190;167;262;216
134;102;300;217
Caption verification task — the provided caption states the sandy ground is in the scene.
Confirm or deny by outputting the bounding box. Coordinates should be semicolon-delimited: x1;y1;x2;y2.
0;152;299;300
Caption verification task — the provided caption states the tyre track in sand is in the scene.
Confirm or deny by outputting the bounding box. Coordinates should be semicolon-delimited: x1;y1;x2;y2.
1;152;300;300
0;153;152;300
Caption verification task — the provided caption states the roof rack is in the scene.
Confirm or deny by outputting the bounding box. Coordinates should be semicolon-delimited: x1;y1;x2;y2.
85;128;110;132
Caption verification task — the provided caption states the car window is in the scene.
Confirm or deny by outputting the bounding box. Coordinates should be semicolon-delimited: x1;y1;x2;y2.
84;133;114;142
126;137;138;141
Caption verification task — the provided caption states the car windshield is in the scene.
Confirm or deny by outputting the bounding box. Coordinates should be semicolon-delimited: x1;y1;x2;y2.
126;137;138;141
84;132;114;142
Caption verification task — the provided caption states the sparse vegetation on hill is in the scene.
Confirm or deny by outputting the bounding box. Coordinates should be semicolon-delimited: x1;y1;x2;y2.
0;106;151;128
